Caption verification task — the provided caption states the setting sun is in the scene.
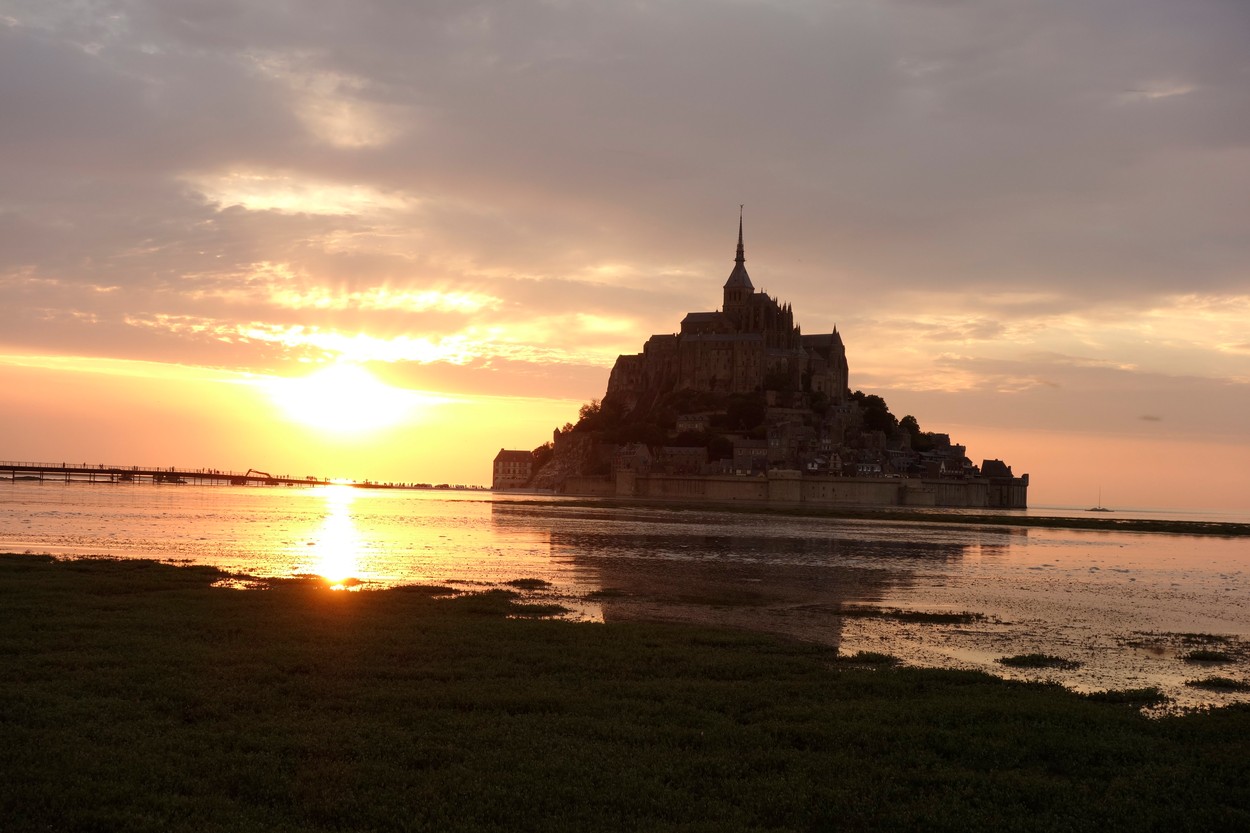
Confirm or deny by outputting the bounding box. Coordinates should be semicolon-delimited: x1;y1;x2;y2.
264;363;421;435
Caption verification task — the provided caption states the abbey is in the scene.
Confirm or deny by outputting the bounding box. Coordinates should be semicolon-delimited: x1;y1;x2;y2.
496;216;1028;509
606;217;849;407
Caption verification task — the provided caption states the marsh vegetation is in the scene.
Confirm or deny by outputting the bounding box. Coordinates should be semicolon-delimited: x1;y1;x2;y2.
3;555;1249;831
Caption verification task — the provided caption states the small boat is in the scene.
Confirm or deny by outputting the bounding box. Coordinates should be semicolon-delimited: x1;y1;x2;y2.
1087;488;1111;512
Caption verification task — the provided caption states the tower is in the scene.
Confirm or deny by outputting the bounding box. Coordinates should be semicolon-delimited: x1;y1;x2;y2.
723;208;753;317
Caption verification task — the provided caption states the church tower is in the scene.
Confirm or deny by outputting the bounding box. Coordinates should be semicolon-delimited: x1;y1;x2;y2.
723;210;753;320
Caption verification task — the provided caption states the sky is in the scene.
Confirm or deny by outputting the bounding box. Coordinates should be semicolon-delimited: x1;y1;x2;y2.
1;0;1247;511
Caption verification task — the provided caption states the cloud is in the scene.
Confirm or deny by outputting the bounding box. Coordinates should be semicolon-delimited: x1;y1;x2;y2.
876;350;1249;442
0;0;1247;432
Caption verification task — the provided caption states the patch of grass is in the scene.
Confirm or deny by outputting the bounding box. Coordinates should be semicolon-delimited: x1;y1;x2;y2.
508;602;570;618
892;609;987;625
393;583;460;596
1175;633;1235;645
999;654;1082;670
431;589;568;619
4;554;1250;833
505;578;552;590
1185;678;1250;693
1085;687;1171;707
840;651;900;666
840;606;988;625
441;588;522;615
1182;649;1234;663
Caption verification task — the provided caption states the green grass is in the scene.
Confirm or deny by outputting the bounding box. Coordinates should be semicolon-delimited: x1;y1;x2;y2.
842;606;988;625
1175;633;1234;645
504;578;552;590
1083;688;1172;707
1182;649;1234;663
839;651;900;666
998;654;1082;671
1186;677;1250;693
2;554;1249;832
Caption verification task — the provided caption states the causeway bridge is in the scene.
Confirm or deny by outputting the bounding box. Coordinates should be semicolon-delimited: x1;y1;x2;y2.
0;461;329;487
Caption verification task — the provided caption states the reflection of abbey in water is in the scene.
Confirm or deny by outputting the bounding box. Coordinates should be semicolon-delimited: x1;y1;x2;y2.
487;501;988;651
494;218;1028;508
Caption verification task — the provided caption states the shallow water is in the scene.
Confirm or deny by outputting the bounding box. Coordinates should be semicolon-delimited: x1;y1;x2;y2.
2;481;1247;710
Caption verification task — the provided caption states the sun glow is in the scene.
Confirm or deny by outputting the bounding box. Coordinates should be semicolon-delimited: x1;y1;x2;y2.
265;363;422;435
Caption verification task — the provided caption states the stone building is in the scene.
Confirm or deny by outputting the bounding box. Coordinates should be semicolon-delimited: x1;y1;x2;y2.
492;449;533;489
607;218;849;408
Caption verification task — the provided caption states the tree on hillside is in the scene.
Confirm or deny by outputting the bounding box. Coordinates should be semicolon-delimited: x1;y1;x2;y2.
571;398;625;434
900;414;936;452
708;435;734;462
851;391;898;435
531;442;555;470
724;394;766;431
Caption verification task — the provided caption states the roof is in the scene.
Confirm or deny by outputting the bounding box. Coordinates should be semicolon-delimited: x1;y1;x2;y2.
681;311;723;326
682;333;765;343
494;449;533;464
980;459;1013;478
801;330;845;348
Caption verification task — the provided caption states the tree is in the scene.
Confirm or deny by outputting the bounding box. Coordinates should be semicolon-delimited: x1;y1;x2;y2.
531;442;555;471
899;414;936;452
672;430;709;448
578;399;602;423
708;435;734;462
725;394;766;431
852;391;898;435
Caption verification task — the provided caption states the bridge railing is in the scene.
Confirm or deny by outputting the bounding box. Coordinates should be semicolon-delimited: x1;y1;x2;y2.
0;461;253;477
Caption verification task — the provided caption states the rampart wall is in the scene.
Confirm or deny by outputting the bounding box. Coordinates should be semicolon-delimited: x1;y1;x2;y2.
563;471;1026;509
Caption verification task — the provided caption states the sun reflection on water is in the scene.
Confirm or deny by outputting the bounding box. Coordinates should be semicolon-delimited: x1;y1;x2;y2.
308;485;363;589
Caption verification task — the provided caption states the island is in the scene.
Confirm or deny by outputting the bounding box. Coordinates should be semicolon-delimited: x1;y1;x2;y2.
494;218;1028;509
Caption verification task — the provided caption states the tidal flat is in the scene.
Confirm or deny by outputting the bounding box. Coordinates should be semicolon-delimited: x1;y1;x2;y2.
3;554;1248;833
4;484;1248;708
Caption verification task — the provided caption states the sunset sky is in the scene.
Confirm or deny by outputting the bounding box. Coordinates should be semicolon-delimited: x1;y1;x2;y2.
2;1;1247;511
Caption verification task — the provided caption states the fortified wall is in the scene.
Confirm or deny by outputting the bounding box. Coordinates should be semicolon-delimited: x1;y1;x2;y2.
565;469;1028;509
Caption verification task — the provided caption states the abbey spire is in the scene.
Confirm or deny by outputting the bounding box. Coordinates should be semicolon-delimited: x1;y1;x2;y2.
723;207;754;315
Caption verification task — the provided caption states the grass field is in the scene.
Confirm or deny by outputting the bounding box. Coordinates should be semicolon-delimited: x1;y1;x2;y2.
2;554;1248;832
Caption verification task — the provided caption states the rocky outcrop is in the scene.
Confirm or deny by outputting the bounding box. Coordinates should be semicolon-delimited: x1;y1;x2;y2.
528;431;611;491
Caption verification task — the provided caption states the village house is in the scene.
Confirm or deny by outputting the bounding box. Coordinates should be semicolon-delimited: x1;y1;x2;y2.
492;449;534;489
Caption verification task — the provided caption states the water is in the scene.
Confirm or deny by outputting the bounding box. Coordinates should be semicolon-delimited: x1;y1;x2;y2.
3;480;1247;710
